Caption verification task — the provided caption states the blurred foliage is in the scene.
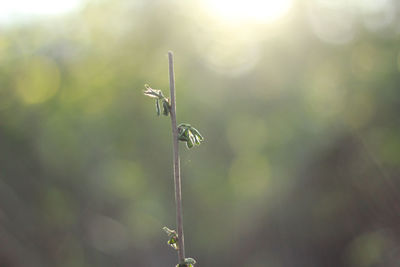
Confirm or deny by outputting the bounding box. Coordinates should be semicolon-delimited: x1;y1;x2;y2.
1;0;400;266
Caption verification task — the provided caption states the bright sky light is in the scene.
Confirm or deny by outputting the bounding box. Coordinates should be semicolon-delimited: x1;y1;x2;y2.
0;0;82;23
205;0;293;23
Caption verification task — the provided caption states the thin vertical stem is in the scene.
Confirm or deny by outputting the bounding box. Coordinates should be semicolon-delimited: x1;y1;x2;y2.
168;51;185;263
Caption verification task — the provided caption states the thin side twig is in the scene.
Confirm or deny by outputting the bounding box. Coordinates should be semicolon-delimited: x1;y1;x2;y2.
168;51;185;264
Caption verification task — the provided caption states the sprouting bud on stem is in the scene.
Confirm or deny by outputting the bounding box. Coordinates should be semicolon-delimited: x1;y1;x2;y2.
177;123;204;149
143;84;170;116
162;226;179;250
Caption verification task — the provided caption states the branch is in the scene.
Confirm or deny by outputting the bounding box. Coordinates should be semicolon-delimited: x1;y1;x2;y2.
168;51;186;264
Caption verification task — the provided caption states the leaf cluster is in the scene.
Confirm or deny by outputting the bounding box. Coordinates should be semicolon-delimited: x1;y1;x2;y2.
162;226;179;250
178;123;204;149
162;227;197;266
143;84;171;116
143;85;204;149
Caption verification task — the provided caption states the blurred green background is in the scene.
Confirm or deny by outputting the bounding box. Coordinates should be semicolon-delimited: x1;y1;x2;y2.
1;0;400;266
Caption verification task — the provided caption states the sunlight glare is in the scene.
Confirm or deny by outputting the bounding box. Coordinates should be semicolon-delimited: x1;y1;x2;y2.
206;0;293;23
0;0;82;23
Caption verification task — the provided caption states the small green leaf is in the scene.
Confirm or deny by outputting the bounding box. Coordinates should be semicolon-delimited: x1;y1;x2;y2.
162;99;170;116
178;124;189;141
187;130;196;145
178;131;188;141
193;133;201;145
155;99;160;116
186;139;194;149
190;127;204;141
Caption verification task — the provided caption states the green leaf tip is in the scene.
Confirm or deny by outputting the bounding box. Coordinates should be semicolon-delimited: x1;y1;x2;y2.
178;123;204;149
